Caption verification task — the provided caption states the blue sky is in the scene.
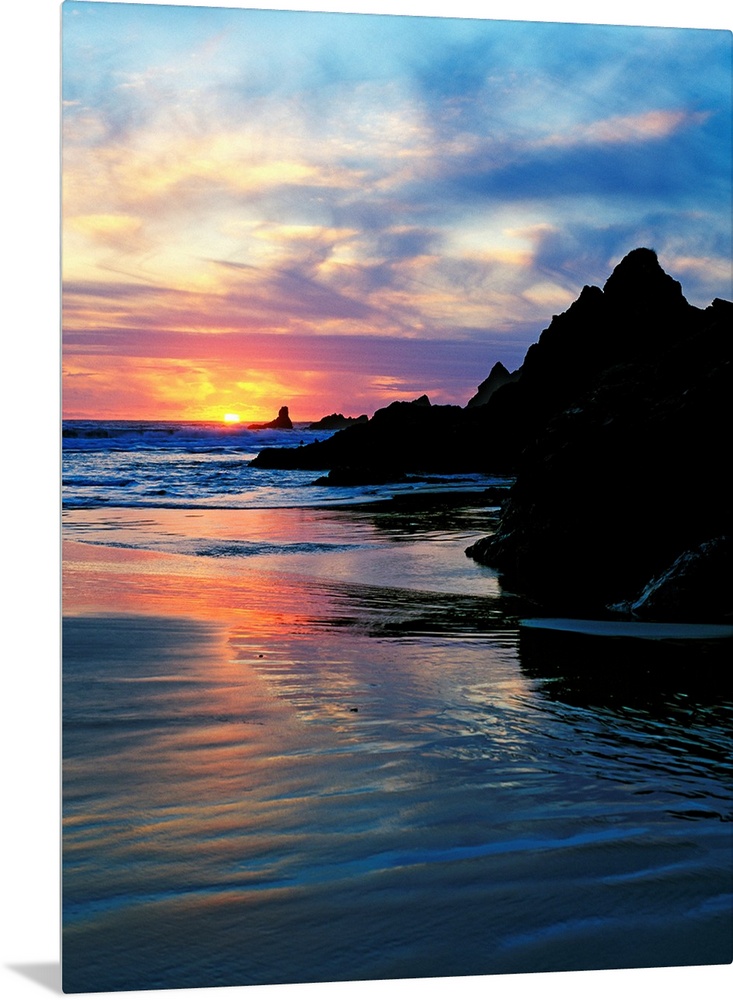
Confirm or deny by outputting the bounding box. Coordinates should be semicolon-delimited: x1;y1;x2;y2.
60;1;732;418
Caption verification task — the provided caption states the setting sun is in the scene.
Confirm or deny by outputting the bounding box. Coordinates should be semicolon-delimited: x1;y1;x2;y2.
223;413;241;423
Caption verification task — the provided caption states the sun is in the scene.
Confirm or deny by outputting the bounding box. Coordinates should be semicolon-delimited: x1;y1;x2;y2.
223;413;241;424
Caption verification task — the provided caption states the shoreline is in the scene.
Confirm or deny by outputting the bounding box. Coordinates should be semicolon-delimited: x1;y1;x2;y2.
62;484;512;515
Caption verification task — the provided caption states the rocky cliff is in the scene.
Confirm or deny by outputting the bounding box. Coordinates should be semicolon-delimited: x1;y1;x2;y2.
466;250;731;620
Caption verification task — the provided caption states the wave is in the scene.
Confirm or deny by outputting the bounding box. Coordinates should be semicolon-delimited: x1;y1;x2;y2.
62;419;326;454
62;423;505;510
93;537;368;558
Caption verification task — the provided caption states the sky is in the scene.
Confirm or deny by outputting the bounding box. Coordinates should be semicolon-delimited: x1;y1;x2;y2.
61;1;732;421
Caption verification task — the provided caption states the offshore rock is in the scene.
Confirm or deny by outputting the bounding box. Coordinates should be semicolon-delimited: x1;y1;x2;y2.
248;406;293;430
251;394;485;474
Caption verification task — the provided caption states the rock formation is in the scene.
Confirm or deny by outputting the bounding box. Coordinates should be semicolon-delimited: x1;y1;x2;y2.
308;413;368;431
608;536;732;622
466;250;731;619
250;248;731;619
251;393;480;478
250;385;529;478
466;361;520;407
248;406;293;430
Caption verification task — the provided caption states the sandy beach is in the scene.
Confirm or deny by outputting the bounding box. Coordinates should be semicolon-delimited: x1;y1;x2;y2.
62;504;733;992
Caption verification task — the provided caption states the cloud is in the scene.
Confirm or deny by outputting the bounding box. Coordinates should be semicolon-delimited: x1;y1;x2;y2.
63;279;166;299
61;7;732;419
215;259;378;323
68;214;145;254
526;213;732;307
374;227;438;261
62;322;533;420
432;110;724;207
538;109;711;149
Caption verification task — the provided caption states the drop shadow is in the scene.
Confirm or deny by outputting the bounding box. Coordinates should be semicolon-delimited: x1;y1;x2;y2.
6;963;62;994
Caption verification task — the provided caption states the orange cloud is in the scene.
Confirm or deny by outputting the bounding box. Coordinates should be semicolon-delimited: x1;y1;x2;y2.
540;108;711;149
70;213;143;241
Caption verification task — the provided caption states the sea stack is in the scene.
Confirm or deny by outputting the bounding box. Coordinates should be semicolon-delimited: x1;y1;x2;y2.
248;406;294;430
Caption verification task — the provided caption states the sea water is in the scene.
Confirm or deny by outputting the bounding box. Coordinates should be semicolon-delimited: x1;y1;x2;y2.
62;421;733;992
62;419;499;509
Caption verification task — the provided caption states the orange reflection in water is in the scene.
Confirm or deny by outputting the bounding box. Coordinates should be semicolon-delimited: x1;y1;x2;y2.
62;505;527;759
62;508;544;970
62;505;365;628
63;537;323;637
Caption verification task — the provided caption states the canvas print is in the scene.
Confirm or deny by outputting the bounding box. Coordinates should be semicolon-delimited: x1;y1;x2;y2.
62;1;732;993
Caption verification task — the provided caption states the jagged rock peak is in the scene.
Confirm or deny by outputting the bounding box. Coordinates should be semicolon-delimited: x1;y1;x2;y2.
466;361;520;408
308;412;368;431
484;361;511;382
602;247;687;311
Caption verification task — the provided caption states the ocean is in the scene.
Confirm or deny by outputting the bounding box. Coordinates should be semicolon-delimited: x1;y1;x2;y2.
62;419;498;511
62;420;733;992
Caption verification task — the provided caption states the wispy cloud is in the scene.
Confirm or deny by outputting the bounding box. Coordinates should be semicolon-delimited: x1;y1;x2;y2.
538;108;711;148
61;4;732;419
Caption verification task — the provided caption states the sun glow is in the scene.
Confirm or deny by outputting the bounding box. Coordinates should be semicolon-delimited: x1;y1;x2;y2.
223;413;241;423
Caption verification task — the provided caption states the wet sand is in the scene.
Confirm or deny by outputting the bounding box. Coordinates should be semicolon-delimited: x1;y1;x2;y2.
62;511;733;992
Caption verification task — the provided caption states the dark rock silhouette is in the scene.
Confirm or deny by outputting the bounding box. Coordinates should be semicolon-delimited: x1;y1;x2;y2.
313;466;407;487
466;361;520;407
248;406;293;430
608;536;733;623
308;413;368;431
251;251;720;481
466;251;732;618
251;393;481;480
251;248;731;619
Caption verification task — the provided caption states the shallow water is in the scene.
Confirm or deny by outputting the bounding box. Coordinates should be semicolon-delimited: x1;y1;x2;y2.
62;503;733;992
